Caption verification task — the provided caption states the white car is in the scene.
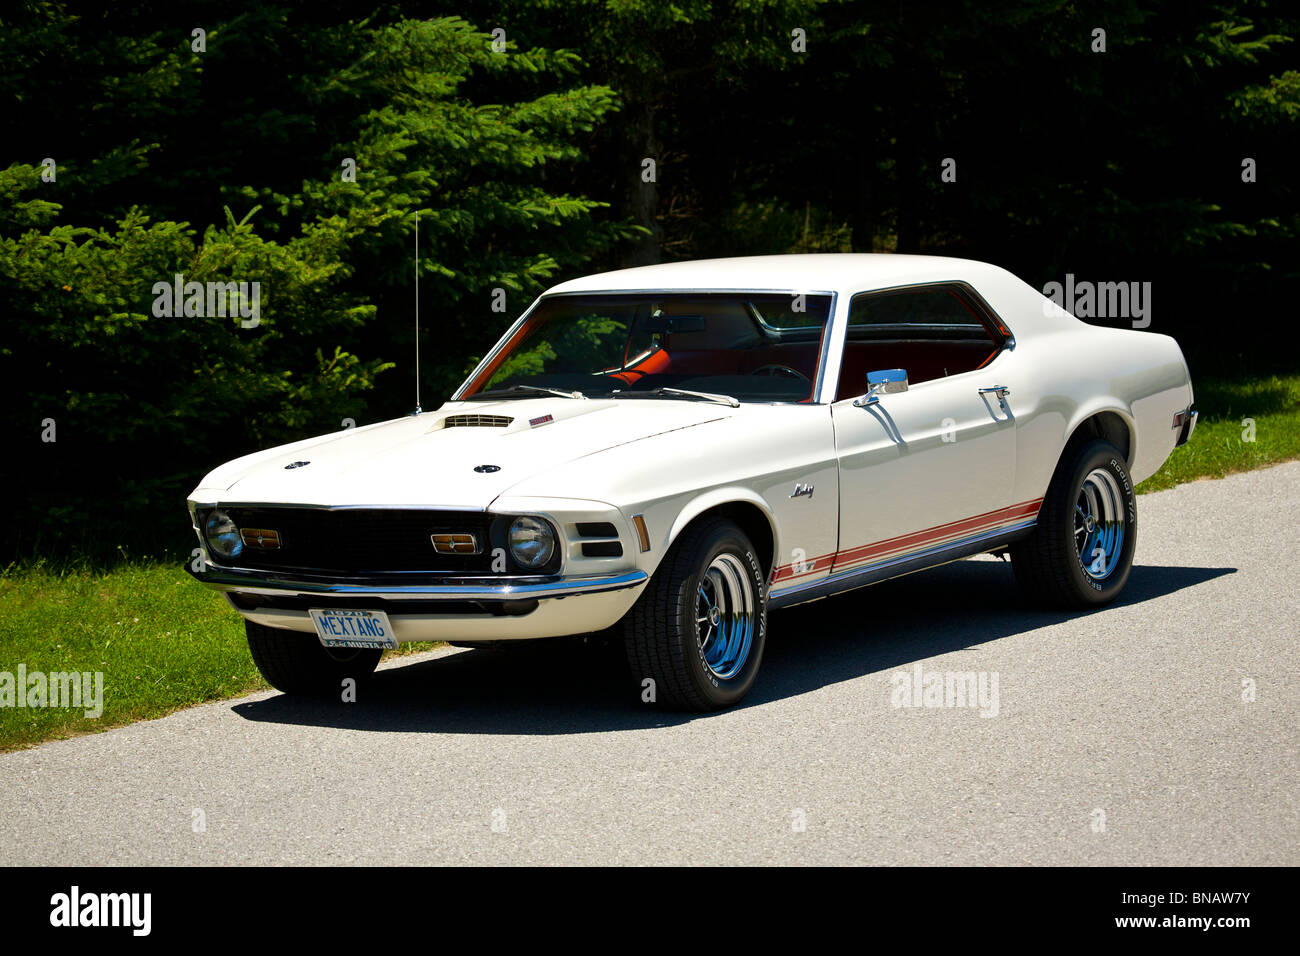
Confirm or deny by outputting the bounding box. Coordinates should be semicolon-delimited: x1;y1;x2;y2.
187;254;1196;710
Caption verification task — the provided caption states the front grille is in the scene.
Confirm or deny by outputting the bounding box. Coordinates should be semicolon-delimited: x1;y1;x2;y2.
214;507;496;575
443;414;513;428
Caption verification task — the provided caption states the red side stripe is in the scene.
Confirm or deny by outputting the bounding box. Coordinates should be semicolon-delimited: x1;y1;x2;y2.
834;499;1041;568
770;497;1043;583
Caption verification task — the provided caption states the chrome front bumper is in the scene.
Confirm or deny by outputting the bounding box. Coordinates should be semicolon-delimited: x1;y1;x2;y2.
187;564;650;642
187;563;647;600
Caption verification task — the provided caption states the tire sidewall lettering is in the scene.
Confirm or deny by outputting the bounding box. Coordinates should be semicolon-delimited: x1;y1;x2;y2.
1071;450;1135;594
1110;457;1137;522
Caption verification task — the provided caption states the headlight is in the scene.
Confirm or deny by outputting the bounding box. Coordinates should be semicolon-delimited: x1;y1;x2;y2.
508;516;556;569
204;509;244;559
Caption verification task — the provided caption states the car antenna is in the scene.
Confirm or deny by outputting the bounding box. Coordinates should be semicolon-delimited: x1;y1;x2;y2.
412;209;422;416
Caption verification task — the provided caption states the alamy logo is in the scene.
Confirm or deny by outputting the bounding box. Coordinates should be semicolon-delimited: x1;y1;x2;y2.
0;666;103;718
152;273;261;328
50;886;151;936
1042;273;1151;328
890;663;999;717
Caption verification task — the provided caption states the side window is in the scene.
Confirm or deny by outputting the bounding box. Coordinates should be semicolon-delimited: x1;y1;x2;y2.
836;284;1003;400
848;286;993;340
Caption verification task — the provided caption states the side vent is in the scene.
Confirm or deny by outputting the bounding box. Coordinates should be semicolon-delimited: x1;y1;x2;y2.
575;521;623;558
443;414;513;428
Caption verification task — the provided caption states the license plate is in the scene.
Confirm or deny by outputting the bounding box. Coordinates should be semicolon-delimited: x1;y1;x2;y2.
308;608;397;650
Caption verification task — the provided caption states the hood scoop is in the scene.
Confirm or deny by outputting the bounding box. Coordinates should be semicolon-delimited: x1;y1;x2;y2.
442;414;514;428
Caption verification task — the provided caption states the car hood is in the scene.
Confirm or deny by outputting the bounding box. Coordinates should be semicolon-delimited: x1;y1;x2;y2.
193;398;730;509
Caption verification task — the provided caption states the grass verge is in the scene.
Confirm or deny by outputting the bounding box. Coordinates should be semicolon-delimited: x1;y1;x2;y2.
1136;374;1300;492
0;563;435;752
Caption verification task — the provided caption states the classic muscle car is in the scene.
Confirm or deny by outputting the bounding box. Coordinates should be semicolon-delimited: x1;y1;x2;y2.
187;254;1196;710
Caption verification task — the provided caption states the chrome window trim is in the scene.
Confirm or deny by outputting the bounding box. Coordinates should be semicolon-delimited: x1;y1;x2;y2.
819;290;850;406
825;279;1016;402
451;294;544;402
453;288;841;405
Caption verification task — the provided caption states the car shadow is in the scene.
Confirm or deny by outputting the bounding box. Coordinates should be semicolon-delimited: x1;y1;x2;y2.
230;561;1235;736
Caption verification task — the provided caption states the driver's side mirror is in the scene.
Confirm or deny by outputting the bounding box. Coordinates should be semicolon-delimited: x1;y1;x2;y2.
853;368;909;407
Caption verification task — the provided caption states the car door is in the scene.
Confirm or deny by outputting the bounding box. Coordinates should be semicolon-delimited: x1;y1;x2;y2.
829;284;1023;577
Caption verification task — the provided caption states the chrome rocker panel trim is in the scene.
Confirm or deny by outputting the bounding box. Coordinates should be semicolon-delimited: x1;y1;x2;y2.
767;519;1038;610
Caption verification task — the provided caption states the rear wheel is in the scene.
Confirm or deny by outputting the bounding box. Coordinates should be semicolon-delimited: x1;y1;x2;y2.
1011;438;1137;608
246;620;382;696
624;518;767;710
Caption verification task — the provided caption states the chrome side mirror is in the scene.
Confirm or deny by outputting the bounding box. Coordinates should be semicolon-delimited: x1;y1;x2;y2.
853;368;909;407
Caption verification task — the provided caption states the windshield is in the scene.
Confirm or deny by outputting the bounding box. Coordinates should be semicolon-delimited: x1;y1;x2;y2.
460;292;833;403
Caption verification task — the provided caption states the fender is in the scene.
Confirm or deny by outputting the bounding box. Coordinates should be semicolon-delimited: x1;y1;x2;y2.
663;485;781;576
1060;399;1138;470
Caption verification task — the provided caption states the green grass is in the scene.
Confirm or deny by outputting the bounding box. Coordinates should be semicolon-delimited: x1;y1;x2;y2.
0;563;436;752
2;374;1296;752
1136;374;1300;492
0;563;256;751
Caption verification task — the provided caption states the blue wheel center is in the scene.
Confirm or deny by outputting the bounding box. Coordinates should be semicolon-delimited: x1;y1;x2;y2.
696;554;756;681
1074;468;1126;581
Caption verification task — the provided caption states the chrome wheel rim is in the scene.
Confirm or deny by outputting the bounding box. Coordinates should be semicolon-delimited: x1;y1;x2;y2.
1074;468;1126;580
695;553;756;680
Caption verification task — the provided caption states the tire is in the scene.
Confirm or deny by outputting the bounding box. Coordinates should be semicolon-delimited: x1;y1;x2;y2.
1010;438;1137;609
245;620;382;696
624;517;768;711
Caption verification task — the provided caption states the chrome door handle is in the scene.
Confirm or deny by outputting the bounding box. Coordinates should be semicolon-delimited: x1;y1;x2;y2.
979;385;1010;398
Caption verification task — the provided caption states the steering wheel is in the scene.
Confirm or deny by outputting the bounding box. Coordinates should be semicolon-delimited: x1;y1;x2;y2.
750;364;810;382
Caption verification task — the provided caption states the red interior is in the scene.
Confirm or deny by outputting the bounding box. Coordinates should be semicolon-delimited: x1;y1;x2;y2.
608;348;672;384
664;342;822;378
834;341;999;401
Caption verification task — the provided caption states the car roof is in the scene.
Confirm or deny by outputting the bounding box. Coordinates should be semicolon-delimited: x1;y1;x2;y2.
544;253;1017;296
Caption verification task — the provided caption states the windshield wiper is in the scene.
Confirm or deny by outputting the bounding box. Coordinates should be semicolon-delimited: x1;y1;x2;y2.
612;387;740;408
468;384;587;400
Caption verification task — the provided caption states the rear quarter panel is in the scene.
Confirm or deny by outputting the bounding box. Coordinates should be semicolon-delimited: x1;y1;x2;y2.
971;269;1190;496
997;317;1192;497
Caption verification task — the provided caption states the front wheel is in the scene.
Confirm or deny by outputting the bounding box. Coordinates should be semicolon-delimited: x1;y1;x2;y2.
1011;438;1137;608
624;518;768;711
246;620;382;696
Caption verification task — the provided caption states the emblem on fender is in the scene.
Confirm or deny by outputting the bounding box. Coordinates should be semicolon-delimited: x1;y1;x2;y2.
791;482;814;499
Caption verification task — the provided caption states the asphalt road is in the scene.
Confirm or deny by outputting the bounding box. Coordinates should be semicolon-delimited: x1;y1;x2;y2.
2;463;1296;865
